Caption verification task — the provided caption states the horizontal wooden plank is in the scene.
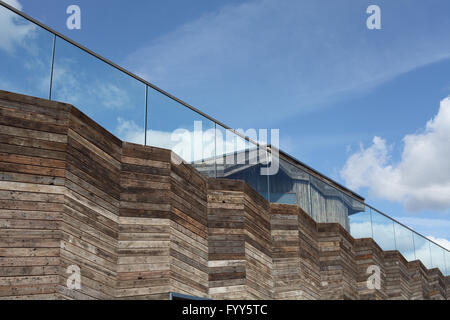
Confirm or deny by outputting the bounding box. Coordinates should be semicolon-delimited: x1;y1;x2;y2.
0;248;60;257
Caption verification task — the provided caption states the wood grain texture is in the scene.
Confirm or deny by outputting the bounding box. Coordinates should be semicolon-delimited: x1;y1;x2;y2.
447;277;450;300
207;180;248;300
317;223;358;300
270;204;302;299
354;238;388;300
0;92;66;299
0;90;448;300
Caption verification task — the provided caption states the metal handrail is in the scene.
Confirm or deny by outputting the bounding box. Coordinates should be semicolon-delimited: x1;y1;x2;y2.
280;149;450;255
1;0;449;257
0;1;246;141
0;0;365;203
365;203;449;254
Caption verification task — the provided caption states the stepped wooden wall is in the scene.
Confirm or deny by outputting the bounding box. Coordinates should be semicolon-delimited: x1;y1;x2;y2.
270;204;303;299
207;180;248;299
447;277;450;300
117;144;172;300
383;251;411;300
354;239;388;300
0;90;448;300
60;107;121;300
0;92;66;300
270;204;320;300
318;224;358;300
207;180;272;300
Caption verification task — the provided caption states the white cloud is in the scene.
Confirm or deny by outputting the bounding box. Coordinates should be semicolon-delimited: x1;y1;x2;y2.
116;118;257;164
427;236;450;252
116;118;145;144
50;62;82;104
89;83;130;110
0;0;36;54
341;97;450;212
116;118;217;163
50;60;133;111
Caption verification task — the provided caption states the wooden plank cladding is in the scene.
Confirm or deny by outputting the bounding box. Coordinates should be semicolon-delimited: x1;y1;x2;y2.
117;144;172;300
270;204;320;300
60;104;122;300
318;223;358;300
207;180;272;300
354;239;388;300
0;90;449;300
207;180;247;299
0;91;68;300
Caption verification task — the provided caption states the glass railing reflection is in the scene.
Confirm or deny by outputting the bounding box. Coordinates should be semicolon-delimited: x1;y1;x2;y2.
371;209;397;251
214;125;270;199
52;37;147;145
413;233;432;269
0;5;54;99
430;242;446;273
394;223;416;261
349;205;450;275
268;157;312;213
349;205;373;239
147;87;216;177
445;251;450;276
311;175;351;229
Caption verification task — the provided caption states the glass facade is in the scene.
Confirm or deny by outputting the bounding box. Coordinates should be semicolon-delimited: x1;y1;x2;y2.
1;2;449;276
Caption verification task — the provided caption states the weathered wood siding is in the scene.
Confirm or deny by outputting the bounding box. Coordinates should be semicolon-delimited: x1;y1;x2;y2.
0;92;67;300
207;180;272;300
383;251;411;300
270;204;303;299
354;238;387;300
169;152;209;298
0;90;448;300
117;144;172;300
318;224;358;300
59;108;121;300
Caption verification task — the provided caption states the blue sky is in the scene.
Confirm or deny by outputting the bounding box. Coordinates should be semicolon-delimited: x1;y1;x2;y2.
2;0;450;251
